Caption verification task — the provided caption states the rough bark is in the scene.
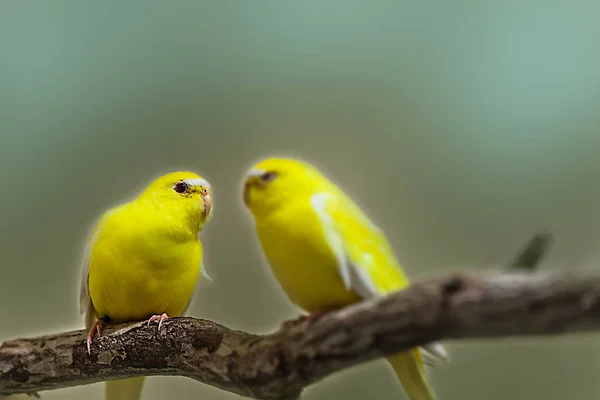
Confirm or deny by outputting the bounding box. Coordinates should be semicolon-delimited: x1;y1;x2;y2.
0;232;555;398
2;269;600;399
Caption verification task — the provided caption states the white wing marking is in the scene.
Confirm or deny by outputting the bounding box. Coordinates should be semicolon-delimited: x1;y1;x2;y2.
200;262;213;282
310;193;352;290
310;193;379;298
310;193;450;366
352;262;379;298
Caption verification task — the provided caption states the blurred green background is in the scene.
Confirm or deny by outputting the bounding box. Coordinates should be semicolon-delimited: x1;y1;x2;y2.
2;1;600;399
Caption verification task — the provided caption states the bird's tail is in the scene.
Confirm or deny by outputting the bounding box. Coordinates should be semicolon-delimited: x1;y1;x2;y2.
105;377;146;400
387;349;436;400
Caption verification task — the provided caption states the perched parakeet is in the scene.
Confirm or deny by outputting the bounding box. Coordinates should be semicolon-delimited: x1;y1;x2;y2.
242;157;447;400
79;172;213;400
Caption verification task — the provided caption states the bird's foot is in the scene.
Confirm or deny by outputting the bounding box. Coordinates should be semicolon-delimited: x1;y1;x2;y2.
147;313;169;332
86;316;110;355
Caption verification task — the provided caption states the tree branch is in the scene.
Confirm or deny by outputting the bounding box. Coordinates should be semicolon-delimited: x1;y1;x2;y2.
0;232;556;398
2;270;600;399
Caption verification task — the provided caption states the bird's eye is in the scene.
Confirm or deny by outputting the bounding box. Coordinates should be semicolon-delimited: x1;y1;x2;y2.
174;182;189;194
260;172;278;182
201;188;209;196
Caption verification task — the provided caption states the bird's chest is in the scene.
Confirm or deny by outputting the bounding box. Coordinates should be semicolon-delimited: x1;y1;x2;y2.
88;235;200;322
256;209;359;312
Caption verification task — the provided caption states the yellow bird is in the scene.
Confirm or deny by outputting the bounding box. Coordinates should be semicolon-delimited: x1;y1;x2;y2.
78;171;213;400
242;157;448;400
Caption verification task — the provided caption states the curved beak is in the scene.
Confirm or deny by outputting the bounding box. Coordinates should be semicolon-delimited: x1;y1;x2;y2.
202;191;213;216
243;180;251;206
242;168;265;207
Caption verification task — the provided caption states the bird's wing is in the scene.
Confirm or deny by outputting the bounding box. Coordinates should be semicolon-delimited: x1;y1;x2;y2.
180;262;213;316
310;192;449;366
79;223;100;329
79;209;116;329
310;191;409;296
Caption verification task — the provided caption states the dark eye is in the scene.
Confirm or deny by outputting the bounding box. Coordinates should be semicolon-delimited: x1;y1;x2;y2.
261;171;278;182
174;182;188;194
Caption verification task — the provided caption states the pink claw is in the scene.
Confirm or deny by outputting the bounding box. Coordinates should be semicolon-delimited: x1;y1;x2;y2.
86;319;106;355
147;313;169;332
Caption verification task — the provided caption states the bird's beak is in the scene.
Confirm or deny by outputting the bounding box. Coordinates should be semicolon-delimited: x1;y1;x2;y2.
202;191;212;216
243;168;265;206
243;180;251;206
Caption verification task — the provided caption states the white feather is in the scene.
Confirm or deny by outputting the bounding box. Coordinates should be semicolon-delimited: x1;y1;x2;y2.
352;262;379;298
182;178;211;190
200;262;213;282
245;168;266;179
310;192;450;367
310;193;353;290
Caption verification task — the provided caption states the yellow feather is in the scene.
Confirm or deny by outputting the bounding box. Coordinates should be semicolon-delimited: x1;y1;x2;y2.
244;158;445;400
388;352;435;400
79;171;213;400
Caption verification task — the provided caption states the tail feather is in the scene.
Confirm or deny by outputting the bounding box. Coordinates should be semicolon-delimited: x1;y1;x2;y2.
105;377;146;400
387;350;436;400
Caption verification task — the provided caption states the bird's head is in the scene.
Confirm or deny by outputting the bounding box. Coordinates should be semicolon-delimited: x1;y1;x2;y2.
242;157;325;218
139;171;213;231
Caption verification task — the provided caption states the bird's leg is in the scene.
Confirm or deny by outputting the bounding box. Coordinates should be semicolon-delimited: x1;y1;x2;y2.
86;316;110;355
147;312;169;332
